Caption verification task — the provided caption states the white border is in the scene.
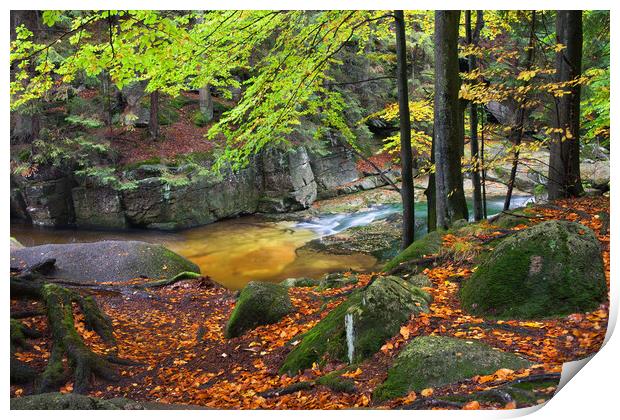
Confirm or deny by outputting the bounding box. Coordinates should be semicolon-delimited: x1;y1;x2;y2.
2;2;618;419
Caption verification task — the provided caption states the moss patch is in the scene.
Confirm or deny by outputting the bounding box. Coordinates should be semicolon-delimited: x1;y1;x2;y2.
225;281;294;338
373;336;531;401
460;220;607;319
383;230;443;272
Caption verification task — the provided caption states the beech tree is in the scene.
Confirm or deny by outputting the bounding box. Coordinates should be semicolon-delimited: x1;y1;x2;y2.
394;10;415;248
548;10;584;199
433;10;468;229
465;10;484;221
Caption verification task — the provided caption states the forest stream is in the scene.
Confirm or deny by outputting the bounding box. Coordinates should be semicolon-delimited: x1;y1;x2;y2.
11;195;533;290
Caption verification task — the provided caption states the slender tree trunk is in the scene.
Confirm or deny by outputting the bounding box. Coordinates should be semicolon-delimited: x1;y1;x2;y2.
426;131;437;232
434;10;468;229
199;85;214;122
504;11;537;210
548;10;584;199
149;90;159;140
466;10;484;221
481;115;488;218
395;10;415;248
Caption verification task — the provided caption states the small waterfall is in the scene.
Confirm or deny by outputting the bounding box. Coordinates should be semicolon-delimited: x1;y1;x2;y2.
295;205;400;237
345;313;355;364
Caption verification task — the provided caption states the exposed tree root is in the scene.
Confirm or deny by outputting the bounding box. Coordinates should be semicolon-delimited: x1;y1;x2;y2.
133;271;206;289
10;260;126;394
259;381;315;398
400;397;464;410
386;256;440;276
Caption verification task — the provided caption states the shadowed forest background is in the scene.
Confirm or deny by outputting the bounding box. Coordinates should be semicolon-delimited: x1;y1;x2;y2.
9;10;610;410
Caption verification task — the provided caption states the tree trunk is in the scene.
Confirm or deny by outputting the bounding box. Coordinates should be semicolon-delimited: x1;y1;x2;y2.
504;10;537;210
199;85;214;122
481;115;488;218
426;131;437;232
394;10;415;249
149;90;159;140
548;10;584;199
466;11;484;221
433;10;468;229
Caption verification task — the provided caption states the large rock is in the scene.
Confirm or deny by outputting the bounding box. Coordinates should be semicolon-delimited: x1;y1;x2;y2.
258;146;317;212
122;167;261;230
280;275;431;374
21;177;74;227
373;336;531;401
460;220;607;319
383;230;443;272
10;240;199;283
302;218;401;261
10;237;24;251
308;140;360;197
225;281;294;338
120;81;149;127
581;159;610;190
72;186;127;229
10;188;30;221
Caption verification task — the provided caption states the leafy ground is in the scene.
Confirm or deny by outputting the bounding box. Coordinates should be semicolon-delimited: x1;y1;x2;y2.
10;196;609;409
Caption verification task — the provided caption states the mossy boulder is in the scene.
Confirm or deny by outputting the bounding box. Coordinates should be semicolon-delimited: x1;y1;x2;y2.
280;275;431;375
490;207;536;229
383;230;443;272
279;277;321;288
373;336;531;401
460;220;607;319
10;241;199;284
301;219;401;261
225;281;294;338
317;273;359;290
406;274;432;288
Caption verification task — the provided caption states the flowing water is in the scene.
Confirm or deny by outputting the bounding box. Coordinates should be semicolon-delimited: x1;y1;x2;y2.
10;195;533;290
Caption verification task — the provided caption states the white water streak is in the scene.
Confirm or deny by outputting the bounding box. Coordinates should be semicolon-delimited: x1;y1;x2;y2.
345;313;355;364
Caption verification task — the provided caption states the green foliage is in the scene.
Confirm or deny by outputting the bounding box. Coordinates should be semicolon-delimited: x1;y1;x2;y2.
74;167;138;191
64;114;103;128
581;68;610;145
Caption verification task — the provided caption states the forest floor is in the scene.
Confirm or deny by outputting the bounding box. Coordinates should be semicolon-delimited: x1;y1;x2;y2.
10;196;609;409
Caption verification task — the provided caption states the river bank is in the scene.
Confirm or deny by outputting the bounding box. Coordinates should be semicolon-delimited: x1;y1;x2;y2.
11;184;533;290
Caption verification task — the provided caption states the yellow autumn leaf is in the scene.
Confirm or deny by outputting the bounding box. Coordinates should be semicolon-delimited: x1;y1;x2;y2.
421;388;434;397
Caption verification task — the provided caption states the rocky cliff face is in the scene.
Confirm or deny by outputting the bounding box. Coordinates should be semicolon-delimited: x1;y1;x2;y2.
10;145;396;230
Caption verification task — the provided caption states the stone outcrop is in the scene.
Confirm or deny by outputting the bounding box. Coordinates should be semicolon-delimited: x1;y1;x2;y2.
308;139;360;198
11;143;393;230
258;146;317;212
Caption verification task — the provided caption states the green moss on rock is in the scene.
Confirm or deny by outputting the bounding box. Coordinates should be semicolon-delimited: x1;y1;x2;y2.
316;372;356;393
460;220;607;319
280;275;431;375
225;281;294;338
280;277;321;288
383;230;443;272
373;336;531;401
